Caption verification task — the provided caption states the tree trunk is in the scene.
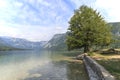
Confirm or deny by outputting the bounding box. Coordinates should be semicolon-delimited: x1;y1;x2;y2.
84;45;90;53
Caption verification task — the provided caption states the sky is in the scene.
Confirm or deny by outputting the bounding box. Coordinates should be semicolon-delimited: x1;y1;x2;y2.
0;0;120;41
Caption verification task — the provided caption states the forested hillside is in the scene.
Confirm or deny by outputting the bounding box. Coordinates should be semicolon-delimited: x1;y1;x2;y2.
0;22;119;51
109;22;120;48
44;22;120;50
44;34;67;50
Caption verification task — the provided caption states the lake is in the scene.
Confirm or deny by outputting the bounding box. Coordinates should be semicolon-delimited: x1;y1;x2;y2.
0;50;88;80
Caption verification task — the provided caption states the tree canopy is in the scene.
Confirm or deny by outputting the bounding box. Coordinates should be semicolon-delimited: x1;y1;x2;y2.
66;5;112;52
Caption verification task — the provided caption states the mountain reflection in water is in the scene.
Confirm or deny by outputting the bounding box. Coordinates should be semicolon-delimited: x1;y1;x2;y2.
0;50;88;80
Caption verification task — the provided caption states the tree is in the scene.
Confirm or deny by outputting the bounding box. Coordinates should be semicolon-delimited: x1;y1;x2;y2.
66;5;112;53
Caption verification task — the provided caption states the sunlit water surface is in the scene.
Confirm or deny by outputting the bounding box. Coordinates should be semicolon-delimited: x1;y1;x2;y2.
0;50;88;80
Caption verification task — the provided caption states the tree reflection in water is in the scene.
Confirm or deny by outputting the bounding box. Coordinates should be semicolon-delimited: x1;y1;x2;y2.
67;61;88;80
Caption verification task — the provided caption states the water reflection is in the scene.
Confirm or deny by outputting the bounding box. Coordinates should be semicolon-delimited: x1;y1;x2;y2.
0;50;88;80
25;62;67;80
24;61;88;80
0;50;51;80
67;62;88;80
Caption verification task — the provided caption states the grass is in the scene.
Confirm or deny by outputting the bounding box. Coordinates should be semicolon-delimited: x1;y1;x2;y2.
90;53;120;80
97;59;120;80
101;48;120;52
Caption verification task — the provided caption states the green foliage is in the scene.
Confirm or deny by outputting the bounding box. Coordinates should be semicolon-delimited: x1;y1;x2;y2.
66;5;112;52
108;22;120;48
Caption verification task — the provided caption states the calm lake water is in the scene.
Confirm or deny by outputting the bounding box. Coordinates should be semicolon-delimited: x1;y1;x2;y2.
0;50;88;80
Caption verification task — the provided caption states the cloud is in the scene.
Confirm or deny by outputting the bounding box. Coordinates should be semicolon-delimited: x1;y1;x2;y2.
1;0;74;26
0;0;7;8
70;0;95;8
94;0;120;22
0;0;71;41
10;0;73;26
69;0;120;22
0;22;20;37
1;0;120;41
0;21;67;41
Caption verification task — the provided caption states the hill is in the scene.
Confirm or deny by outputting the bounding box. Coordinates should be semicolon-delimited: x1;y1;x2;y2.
0;37;47;50
109;22;120;35
44;34;67;50
0;22;119;51
108;22;120;48
44;22;120;51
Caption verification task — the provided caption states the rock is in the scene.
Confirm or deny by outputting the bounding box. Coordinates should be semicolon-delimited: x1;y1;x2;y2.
76;54;84;60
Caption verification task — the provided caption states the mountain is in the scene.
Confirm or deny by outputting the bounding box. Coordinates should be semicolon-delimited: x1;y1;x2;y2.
0;38;17;50
108;22;120;48
108;22;120;36
43;22;120;50
0;22;119;51
44;34;67;50
0;37;47;50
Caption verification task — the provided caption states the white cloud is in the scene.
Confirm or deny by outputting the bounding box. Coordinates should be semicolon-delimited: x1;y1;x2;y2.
0;22;67;41
70;0;95;8
0;22;20;37
94;0;120;22
0;0;69;41
70;0;120;22
0;0;7;8
14;1;23;7
41;0;50;6
2;0;120;41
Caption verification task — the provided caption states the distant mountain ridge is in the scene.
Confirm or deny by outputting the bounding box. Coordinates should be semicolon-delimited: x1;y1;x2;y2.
0;36;47;50
43;22;120;50
108;22;120;36
0;22;119;51
43;34;67;50
108;22;120;48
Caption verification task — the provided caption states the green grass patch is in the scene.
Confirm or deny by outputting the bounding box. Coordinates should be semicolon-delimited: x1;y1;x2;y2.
89;52;120;79
97;59;120;80
93;55;120;80
88;52;95;56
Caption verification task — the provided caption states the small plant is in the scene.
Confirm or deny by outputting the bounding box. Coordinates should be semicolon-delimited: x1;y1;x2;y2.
88;52;94;56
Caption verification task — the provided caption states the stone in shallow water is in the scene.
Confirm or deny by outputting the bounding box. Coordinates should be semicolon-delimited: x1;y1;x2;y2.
29;73;42;78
